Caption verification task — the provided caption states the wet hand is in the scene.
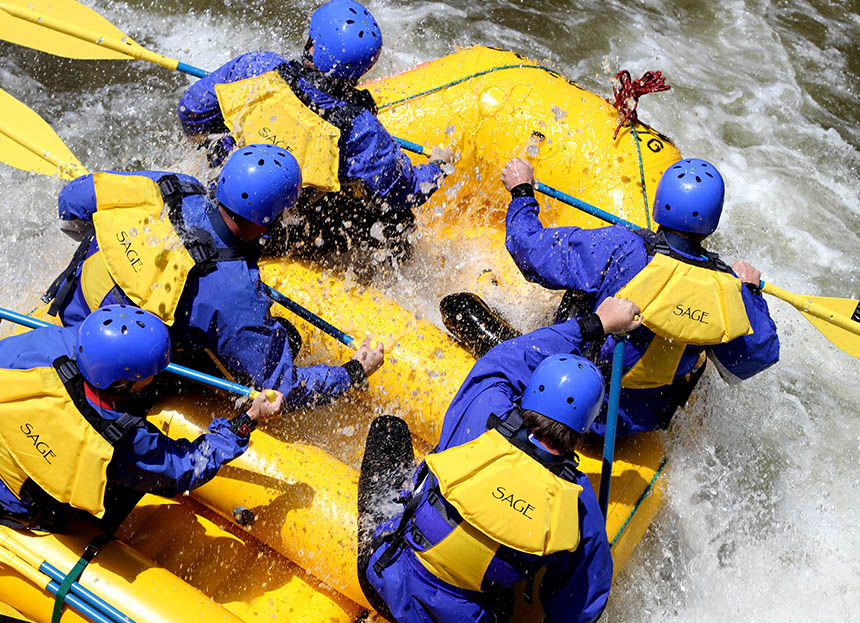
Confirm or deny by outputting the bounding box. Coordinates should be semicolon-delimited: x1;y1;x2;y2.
596;297;642;334
732;261;761;286
352;336;385;377
430;145;455;166
247;390;284;422
502;158;534;190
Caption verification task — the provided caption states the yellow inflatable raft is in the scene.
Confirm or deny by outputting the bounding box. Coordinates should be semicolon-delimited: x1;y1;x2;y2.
0;46;676;621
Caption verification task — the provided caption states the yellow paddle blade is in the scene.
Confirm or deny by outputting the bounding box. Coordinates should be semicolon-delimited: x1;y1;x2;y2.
0;0;133;60
797;294;860;359
762;282;860;359
0;89;88;180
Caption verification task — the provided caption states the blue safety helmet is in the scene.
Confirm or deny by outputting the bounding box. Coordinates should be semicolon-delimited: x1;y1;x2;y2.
521;354;605;434
216;144;302;226
653;158;725;236
309;0;382;81
76;305;171;389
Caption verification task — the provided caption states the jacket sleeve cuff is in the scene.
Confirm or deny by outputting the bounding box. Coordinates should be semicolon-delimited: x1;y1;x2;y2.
510;183;535;199
576;313;605;342
227;413;257;438
342;359;368;390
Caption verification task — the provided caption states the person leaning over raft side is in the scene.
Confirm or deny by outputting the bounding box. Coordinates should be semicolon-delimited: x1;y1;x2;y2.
177;0;454;266
356;296;642;623
44;144;384;413
0;305;283;532
501;157;780;437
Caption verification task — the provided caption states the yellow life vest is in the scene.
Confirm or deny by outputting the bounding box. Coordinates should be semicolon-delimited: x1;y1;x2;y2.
414;428;582;591
85;172;197;325
215;67;342;192
0;358;142;518
615;233;753;389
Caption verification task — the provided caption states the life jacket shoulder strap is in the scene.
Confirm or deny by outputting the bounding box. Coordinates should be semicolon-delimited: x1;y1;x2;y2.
43;229;96;316
52;356;144;446
635;229;732;273
157;174;249;268
275;62;375;133
486;409;581;483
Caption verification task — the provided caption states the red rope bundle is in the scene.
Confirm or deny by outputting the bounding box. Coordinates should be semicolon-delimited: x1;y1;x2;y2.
610;70;671;138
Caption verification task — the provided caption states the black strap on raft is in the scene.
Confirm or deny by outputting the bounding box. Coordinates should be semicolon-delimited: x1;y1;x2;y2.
50;533;112;623
43;228;95;316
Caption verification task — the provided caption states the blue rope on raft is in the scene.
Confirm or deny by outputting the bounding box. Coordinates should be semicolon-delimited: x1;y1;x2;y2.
610;457;668;548
377;64;562;110
629;126;652;229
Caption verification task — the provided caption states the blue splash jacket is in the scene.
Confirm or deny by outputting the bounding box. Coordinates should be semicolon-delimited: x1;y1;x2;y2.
506;190;780;436
365;320;612;623
0;326;247;523
55;171;354;411
177;52;443;214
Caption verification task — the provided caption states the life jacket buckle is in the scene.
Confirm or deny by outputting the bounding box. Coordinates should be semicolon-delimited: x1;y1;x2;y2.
157;175;183;200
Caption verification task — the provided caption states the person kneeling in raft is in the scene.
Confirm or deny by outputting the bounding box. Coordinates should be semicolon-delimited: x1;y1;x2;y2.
44;144;384;412
502;157;780;437
356;296;642;623
177;0;454;266
0;305;282;533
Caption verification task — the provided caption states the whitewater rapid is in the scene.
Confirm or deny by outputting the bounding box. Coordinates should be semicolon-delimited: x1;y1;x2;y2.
0;0;857;621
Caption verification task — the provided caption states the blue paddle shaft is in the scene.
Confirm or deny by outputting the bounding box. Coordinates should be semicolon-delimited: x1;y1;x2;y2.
261;284;355;348
393;136;426;155
598;338;626;518
0;308;254;398
41;561;134;623
533;181;641;231
45;578;117;623
176;61;208;78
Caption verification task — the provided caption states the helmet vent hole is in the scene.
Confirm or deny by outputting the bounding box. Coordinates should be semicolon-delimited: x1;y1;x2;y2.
278;152;287;158
349;6;357;12
241;192;249;199
243;151;253;156
538;384;545;392
78;346;83;353
121;325;128;335
567;397;574;404
692;211;700;217
358;30;364;38
346;19;354;23
135;310;144;315
664;203;671;210
103;319;112;326
136;321;146;329
274;160;282;167
705;172;714;178
578;363;584;369
677;173;685;179
695;176;702;183
258;159;265;166
559;357;567;361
